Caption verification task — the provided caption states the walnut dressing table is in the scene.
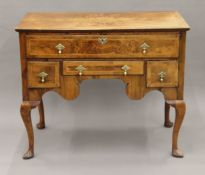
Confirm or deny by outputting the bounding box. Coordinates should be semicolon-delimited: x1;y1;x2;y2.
15;12;190;159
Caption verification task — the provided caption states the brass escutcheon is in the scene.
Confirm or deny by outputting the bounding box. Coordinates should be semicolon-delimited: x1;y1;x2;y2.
98;36;108;45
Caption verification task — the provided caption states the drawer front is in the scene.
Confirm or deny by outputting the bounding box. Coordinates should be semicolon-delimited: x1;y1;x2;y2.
28;62;60;88
63;61;144;76
26;33;179;58
147;61;178;87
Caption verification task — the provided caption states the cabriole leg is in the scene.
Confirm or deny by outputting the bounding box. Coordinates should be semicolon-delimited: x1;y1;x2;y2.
36;99;45;129
20;101;40;159
164;101;173;128
166;100;186;158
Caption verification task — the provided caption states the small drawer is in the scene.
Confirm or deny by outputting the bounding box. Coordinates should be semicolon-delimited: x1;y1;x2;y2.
27;61;60;88
146;61;178;87
26;33;179;59
63;61;144;76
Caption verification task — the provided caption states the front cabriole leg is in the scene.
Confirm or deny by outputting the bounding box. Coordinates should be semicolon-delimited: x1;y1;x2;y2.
166;100;186;158
20;101;40;159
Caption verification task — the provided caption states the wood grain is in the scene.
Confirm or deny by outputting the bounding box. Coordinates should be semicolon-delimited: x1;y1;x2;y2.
20;101;40;159
27;61;60;88
166;100;186;158
37;99;45;129
19;33;29;100
147;61;178;87
164;101;173;128
26;33;179;58
63;61;144;75
15;11;190;31
16;11;189;159
177;32;186;99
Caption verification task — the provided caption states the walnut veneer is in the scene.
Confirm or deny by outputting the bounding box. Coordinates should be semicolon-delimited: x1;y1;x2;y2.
16;11;190;159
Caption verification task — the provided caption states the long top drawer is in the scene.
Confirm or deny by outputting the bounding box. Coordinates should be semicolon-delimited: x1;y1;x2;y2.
26;33;179;59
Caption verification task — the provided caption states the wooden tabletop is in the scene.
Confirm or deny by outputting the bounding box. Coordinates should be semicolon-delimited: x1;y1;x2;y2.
15;11;190;31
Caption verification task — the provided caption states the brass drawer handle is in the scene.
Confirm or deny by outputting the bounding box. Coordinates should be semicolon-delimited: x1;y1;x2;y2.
55;43;65;54
140;42;150;54
121;65;130;76
158;71;166;82
38;72;48;83
98;36;107;45
75;65;86;76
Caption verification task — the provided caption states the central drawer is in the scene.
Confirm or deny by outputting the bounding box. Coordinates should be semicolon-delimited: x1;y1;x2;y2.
26;33;179;59
63;61;144;76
